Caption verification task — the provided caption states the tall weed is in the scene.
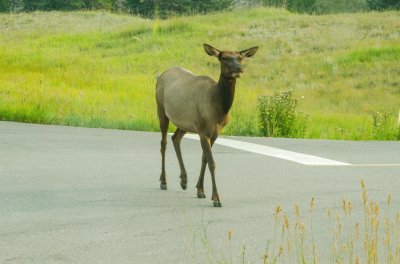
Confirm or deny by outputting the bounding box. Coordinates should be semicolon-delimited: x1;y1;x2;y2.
258;90;308;138
371;110;400;140
204;181;400;263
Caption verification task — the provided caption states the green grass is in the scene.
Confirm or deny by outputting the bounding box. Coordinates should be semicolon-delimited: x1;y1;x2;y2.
0;9;399;139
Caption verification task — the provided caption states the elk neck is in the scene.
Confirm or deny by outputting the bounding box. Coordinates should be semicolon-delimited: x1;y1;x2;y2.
216;74;236;114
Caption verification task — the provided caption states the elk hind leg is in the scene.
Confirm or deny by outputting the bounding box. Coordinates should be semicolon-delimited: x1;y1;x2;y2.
172;128;188;190
158;106;169;190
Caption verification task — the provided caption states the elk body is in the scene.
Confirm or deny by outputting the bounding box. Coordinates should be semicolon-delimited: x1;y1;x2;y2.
155;44;258;207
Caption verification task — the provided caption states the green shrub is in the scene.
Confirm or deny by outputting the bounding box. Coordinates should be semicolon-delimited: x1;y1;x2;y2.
0;0;10;12
315;0;368;14
367;0;400;10
258;90;308;138
260;0;285;7
260;0;370;14
125;0;234;18
286;0;317;13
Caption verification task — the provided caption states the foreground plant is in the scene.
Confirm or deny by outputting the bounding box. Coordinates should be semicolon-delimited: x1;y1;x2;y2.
214;181;400;264
258;90;308;138
371;110;400;140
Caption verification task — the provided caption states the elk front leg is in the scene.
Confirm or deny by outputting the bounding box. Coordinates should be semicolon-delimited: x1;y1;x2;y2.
199;135;221;207
196;135;217;199
196;153;207;198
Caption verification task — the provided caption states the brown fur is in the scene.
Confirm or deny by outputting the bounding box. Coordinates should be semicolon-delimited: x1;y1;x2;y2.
155;43;258;207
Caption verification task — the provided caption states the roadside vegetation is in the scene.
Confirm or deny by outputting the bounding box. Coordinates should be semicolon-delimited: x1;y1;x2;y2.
198;181;400;263
0;8;399;140
1;0;399;14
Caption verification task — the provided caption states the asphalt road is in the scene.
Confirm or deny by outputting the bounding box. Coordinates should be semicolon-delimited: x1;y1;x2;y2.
1;121;399;263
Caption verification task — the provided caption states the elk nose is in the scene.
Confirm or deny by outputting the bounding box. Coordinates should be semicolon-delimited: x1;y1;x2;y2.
234;65;242;72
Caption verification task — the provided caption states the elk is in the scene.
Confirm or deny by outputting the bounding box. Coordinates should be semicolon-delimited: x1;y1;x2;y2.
155;43;258;207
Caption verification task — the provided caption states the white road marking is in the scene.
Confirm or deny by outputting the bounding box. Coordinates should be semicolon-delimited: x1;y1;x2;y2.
183;134;351;166
348;164;400;167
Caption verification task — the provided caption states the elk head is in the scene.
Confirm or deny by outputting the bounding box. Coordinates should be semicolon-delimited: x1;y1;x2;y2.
203;43;259;78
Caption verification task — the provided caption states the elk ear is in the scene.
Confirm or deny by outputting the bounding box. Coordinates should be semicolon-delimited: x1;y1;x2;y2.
239;46;259;58
204;43;220;57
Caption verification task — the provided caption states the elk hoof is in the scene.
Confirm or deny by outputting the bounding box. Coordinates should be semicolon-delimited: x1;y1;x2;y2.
160;183;167;190
180;174;187;190
180;182;187;190
213;200;222;207
197;192;206;199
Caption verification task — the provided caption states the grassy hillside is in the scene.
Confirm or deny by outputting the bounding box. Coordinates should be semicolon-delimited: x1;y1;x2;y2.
0;9;399;139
